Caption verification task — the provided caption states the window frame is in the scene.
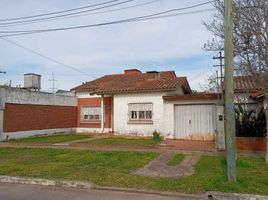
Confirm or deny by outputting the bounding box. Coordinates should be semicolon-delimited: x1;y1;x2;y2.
80;106;103;123
128;103;153;124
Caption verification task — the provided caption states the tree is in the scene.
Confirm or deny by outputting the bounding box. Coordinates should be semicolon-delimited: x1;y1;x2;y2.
203;0;268;163
199;73;220;93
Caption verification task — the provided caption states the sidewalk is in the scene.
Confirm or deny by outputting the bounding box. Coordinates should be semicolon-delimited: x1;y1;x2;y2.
0;141;224;156
134;152;201;178
0;141;265;158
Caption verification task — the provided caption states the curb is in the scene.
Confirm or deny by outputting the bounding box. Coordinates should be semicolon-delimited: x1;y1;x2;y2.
206;191;268;200
1;176;268;199
0;176;204;199
0;176;95;189
94;185;205;199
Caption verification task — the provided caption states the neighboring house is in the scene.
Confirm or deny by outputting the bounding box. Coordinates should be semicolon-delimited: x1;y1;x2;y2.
233;75;267;111
72;69;225;147
233;76;262;104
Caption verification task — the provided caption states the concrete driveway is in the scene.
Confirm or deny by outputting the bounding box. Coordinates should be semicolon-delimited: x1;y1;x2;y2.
0;183;203;200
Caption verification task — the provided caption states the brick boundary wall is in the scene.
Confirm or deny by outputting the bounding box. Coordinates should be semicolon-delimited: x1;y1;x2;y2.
3;103;77;132
236;137;267;152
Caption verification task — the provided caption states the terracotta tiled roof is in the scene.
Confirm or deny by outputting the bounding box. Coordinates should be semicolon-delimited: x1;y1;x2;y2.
72;71;192;95
163;93;221;101
250;91;268;99
233;76;263;93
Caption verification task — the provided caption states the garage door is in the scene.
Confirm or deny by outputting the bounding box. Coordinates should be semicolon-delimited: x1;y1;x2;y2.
175;104;216;140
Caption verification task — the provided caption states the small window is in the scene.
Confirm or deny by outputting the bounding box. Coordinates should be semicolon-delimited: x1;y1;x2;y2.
128;103;153;122
81;106;102;122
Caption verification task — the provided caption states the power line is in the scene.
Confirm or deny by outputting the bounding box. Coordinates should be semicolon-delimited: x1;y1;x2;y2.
0;5;215;37
0;0;136;26
0;9;214;37
0;0;160;28
189;68;212;81
0;0;122;22
0;37;95;78
0;1;214;32
0;9;214;38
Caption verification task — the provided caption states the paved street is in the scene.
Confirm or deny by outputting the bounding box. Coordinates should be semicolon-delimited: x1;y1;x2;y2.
0;183;203;200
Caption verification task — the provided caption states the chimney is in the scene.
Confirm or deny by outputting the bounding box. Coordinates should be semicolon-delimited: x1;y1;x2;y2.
146;71;160;80
124;69;142;75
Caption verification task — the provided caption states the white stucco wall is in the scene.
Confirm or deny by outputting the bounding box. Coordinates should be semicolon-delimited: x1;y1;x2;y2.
163;103;175;139
1;128;73;141
215;105;225;150
76;127;112;133
0;87;77;107
76;92;100;98
0;110;3;134
113;92;167;137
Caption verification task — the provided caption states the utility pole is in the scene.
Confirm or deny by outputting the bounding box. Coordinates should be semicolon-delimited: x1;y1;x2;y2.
213;51;225;102
48;72;57;93
224;0;236;182
213;51;224;85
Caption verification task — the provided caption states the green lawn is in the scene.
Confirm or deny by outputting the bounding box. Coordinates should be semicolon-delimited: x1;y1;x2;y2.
80;137;161;146
167;154;185;166
0;148;267;195
7;134;92;144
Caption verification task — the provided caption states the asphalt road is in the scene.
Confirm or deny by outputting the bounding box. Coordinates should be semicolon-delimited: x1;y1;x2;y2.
0;183;204;200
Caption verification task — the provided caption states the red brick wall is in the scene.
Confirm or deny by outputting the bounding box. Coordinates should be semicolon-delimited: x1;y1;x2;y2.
3;103;77;132
77;97;112;128
236;137;266;152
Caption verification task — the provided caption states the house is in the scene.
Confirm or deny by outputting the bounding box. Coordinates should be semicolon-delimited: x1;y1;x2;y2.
72;69;225;148
233;76;263;103
232;75;267;112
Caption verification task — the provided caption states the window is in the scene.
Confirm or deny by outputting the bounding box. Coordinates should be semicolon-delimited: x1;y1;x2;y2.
81;106;102;122
128;103;153;122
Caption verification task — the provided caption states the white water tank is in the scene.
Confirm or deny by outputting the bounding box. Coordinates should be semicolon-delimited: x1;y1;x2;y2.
24;73;41;90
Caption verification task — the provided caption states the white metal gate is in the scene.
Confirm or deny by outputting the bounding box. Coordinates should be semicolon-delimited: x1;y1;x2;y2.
174;104;216;140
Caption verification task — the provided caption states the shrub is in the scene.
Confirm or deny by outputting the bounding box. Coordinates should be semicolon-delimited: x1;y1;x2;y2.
152;130;162;141
235;105;266;137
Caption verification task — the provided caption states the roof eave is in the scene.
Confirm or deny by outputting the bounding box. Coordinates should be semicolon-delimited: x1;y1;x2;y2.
94;87;179;95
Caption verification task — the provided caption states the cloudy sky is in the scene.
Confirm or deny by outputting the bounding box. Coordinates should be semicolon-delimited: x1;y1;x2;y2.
0;0;218;92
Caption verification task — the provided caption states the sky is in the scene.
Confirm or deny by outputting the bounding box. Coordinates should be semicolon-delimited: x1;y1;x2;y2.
0;0;218;92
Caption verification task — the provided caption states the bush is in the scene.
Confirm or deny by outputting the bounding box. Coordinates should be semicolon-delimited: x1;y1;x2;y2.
152;130;162;141
235;105;266;137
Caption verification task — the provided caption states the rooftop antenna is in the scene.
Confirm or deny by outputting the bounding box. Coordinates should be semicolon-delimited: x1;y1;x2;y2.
48;72;57;93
